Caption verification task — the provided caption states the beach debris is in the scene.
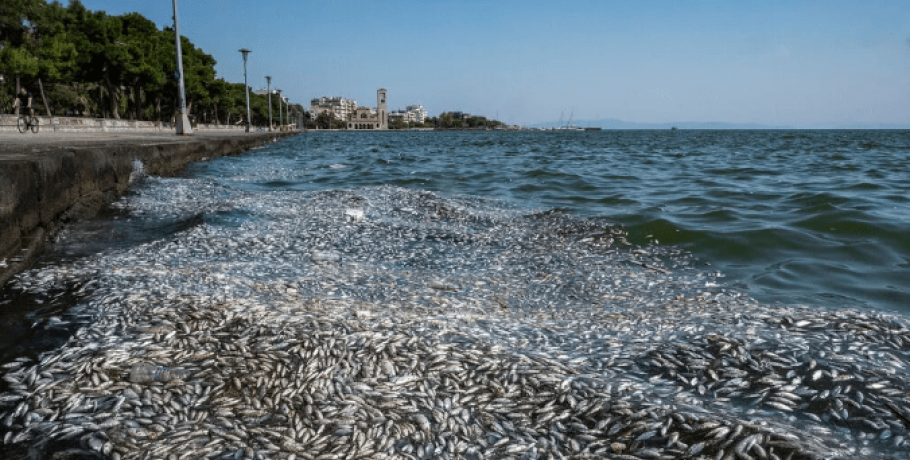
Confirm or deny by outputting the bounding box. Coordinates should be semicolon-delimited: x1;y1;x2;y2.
344;208;364;221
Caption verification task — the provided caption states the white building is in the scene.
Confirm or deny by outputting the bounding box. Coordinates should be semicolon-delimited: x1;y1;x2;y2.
388;110;413;125
405;105;428;124
388;105;428;126
310;96;356;121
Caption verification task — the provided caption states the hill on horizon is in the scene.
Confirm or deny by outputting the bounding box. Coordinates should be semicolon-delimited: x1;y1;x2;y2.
529;118;910;130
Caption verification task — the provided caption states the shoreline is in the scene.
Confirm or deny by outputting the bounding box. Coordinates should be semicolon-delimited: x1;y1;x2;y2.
0;131;297;288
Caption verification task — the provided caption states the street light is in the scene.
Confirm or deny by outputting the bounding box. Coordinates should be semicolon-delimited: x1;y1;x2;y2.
239;48;252;132
265;76;272;132
277;89;283;131
172;0;192;135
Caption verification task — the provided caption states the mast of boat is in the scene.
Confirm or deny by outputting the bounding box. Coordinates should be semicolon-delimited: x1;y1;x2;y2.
567;110;574;129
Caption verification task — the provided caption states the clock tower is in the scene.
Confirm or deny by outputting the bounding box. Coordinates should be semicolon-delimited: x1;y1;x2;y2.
377;88;388;129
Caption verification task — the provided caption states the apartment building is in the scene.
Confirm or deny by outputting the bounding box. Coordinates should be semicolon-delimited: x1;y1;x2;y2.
405;105;428;124
310;96;356;121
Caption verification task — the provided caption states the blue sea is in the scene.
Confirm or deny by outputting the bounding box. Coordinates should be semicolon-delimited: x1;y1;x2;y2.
193;130;909;313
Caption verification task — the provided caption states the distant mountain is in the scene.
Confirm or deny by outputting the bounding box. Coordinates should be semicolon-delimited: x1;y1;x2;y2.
530;118;787;130
816;122;910;130
530;118;910;130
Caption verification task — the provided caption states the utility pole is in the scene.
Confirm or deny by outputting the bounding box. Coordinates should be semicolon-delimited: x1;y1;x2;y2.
239;48;252;132
266;76;272;132
277;89;283;130
172;0;192;135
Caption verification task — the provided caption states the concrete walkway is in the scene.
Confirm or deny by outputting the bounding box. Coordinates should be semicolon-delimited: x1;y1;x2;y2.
0;130;276;154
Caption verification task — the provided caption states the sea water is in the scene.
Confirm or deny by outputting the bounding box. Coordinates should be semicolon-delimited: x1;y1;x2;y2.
1;130;909;459
190;130;909;313
2;130;908;360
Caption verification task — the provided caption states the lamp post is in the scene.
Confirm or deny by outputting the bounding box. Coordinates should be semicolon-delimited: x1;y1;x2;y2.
172;0;192;135
265;76;272;132
277;89;283;131
239;48;252;132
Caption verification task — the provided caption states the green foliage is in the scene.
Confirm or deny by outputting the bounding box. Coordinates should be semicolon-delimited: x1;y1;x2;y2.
35;32;76;80
0;46;39;77
0;0;275;122
431;112;504;129
315;112;335;129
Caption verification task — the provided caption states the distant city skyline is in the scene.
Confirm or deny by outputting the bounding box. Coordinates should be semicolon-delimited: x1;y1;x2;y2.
77;0;910;127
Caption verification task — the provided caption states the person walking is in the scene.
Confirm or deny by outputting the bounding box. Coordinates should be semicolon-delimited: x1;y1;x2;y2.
12;87;33;116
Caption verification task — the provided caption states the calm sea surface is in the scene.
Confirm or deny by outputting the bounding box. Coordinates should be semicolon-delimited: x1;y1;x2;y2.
187;130;908;313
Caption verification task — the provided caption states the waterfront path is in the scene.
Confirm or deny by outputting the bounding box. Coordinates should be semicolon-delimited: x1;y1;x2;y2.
0;130;272;153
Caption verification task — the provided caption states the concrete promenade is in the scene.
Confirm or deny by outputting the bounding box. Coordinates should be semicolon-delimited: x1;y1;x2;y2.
0;114;248;133
0;130;297;287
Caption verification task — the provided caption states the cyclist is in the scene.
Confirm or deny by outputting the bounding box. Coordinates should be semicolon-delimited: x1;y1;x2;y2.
12;88;33;116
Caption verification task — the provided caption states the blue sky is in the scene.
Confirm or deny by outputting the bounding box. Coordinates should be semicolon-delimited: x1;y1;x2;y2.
76;0;910;127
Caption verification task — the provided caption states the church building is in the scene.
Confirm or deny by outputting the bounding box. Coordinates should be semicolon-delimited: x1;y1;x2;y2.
347;89;388;130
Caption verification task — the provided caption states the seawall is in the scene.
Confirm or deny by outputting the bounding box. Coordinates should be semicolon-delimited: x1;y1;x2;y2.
0;114;249;133
0;131;295;287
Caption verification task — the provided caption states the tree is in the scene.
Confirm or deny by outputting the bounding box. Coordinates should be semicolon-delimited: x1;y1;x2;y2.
175;34;214;118
0;0;76;113
315;111;334;129
117;13;166;120
0;0;280;121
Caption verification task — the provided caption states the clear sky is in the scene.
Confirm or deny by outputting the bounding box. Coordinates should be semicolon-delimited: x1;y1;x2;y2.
75;0;910;127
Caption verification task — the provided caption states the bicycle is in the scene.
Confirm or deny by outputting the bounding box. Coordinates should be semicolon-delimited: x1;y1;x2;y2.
17;114;39;133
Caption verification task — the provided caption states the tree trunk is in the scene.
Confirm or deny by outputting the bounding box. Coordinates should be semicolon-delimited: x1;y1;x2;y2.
102;72;120;119
134;85;142;121
37;78;51;117
109;85;120;119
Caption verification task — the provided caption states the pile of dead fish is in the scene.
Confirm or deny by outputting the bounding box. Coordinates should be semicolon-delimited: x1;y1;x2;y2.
1;183;908;460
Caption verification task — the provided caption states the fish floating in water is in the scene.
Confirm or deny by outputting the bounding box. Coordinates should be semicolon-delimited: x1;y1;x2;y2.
1;184;908;459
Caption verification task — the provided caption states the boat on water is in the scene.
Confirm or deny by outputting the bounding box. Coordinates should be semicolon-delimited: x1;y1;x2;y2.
537;110;601;131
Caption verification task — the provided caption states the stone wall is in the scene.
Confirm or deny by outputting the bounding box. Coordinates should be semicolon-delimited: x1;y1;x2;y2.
0;132;295;286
